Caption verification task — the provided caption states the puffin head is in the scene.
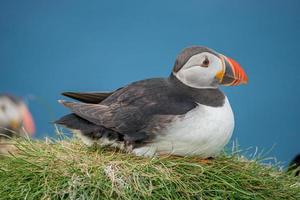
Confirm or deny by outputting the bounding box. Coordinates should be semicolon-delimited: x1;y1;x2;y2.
172;46;248;89
0;94;35;136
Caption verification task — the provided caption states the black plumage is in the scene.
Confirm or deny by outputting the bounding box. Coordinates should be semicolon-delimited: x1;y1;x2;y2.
55;45;249;157
62;90;122;104
56;75;225;147
288;154;300;176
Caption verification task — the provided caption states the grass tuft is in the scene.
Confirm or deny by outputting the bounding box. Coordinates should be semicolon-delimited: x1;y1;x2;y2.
0;137;299;200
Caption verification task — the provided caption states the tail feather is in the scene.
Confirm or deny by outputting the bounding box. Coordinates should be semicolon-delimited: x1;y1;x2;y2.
55;114;96;130
62;92;113;103
55;114;122;141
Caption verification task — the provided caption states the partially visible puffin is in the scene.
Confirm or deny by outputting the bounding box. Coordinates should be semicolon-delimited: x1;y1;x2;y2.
0;94;35;138
56;46;248;157
0;94;35;154
288;154;300;176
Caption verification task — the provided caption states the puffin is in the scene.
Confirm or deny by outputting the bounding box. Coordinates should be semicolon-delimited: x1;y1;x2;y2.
0;94;35;138
0;94;35;154
56;46;248;157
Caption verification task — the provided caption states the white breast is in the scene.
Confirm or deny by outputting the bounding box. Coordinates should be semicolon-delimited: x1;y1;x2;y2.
133;97;234;157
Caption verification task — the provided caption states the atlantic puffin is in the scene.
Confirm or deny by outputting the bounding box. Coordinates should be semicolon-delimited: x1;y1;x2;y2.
0;94;35;138
56;46;248;157
0;93;35;138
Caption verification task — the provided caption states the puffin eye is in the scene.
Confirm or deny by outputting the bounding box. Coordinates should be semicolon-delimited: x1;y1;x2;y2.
201;57;210;68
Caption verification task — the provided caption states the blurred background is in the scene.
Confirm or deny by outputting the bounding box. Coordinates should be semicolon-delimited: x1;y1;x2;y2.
0;0;299;165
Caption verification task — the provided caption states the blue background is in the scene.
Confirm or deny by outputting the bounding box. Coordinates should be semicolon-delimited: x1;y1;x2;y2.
0;0;299;165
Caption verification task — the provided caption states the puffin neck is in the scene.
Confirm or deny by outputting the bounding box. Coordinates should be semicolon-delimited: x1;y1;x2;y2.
168;74;225;107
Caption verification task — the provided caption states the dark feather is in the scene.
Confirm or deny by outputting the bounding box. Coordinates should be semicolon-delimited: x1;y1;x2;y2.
288;154;300;176
58;100;111;126
55;113;122;141
62;92;113;103
57;76;225;144
55;113;97;130
58;78;197;135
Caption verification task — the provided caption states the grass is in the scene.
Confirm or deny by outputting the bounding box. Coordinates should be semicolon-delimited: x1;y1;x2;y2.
0;137;299;200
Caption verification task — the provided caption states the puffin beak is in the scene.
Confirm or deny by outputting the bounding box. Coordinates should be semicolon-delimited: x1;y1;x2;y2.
20;105;35;136
215;55;248;86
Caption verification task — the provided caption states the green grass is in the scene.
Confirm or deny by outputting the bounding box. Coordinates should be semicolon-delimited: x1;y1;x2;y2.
0;137;299;200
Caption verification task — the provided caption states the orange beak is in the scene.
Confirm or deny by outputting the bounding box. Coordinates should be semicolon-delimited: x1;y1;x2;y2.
216;55;248;86
21;104;35;136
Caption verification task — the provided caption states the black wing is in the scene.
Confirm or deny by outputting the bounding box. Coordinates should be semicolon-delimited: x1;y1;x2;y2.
62;88;123;104
59;78;197;139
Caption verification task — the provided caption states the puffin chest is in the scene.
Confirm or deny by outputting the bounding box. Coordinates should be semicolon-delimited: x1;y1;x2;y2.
154;98;235;157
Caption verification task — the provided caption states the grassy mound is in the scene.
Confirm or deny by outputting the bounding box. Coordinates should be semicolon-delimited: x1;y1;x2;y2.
0;138;299;200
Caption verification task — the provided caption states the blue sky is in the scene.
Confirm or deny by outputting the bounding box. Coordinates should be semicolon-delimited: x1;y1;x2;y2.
0;0;299;165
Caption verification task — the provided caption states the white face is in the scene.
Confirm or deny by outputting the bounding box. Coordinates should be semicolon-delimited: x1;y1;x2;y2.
173;52;224;88
0;97;22;128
